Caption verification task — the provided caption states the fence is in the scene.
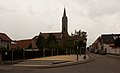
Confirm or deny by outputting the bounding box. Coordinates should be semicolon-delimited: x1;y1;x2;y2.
1;48;86;61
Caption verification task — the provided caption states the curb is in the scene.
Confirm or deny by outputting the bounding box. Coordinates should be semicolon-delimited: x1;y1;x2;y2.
13;54;95;69
107;54;120;59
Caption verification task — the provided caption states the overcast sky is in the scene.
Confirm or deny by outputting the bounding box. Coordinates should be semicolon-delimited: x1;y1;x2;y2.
0;0;120;46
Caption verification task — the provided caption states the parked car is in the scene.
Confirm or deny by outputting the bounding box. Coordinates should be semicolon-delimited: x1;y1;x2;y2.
99;50;106;55
90;48;95;53
94;50;100;54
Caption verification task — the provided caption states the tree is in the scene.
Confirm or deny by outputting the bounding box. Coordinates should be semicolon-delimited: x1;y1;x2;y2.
46;33;57;49
46;33;59;56
64;38;75;54
114;37;120;48
79;30;81;36
64;38;74;49
78;40;83;48
78;39;86;54
36;32;46;49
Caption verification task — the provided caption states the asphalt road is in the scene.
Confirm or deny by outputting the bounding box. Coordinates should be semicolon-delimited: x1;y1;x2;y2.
0;53;120;73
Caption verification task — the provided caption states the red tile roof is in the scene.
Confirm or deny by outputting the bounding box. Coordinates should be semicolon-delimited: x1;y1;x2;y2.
0;33;11;42
10;39;37;49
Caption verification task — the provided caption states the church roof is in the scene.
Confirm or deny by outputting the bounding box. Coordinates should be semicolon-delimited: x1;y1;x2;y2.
33;32;62;40
40;32;62;39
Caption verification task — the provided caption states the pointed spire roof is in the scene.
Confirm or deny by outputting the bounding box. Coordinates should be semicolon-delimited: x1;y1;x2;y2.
63;8;66;16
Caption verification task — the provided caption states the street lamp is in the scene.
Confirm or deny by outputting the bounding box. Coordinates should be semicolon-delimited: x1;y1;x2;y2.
83;39;87;59
77;46;79;61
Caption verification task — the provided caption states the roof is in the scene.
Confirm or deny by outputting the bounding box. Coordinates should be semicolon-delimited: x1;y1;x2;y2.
0;33;11;42
101;34;120;44
10;39;37;49
35;32;62;40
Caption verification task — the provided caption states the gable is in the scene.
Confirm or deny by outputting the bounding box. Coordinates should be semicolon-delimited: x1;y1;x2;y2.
0;33;11;42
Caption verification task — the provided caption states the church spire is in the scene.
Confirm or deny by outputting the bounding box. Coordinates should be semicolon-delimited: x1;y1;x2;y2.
62;8;68;35
63;8;66;16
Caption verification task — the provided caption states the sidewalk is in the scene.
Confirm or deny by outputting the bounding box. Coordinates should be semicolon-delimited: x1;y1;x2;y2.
13;55;90;68
0;54;95;69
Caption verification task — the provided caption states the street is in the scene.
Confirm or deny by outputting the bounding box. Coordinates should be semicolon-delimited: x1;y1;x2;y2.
0;53;120;73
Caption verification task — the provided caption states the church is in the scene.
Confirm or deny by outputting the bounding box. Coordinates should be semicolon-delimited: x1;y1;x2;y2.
10;8;87;49
0;8;87;62
35;8;68;41
36;8;68;38
34;8;87;49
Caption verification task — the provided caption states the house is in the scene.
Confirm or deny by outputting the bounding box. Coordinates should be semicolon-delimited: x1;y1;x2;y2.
0;32;12;64
91;34;120;54
0;33;11;49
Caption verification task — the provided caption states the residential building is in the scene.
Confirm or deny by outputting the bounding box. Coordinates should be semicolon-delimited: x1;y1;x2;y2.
0;33;11;49
0;32;11;64
10;38;37;50
91;34;120;54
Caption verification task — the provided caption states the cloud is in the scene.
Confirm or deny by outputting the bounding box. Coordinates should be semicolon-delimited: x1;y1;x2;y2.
1;0;120;45
0;5;19;13
67;0;120;45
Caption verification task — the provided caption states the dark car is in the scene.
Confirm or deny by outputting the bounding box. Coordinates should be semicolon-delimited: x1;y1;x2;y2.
99;50;106;55
95;50;100;54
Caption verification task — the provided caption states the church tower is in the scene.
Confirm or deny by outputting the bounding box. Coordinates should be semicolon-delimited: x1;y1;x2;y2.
62;8;68;35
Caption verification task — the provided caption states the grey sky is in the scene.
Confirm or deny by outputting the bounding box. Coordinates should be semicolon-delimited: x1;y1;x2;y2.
0;0;120;46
